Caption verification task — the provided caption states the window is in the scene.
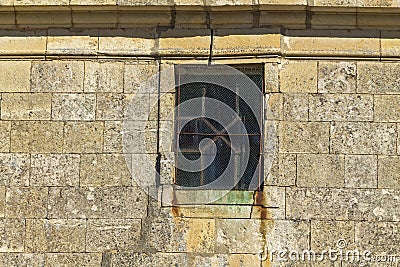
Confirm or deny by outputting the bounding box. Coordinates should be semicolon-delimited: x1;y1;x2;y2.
174;64;264;191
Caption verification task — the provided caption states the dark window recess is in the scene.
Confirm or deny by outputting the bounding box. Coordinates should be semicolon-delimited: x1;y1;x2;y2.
174;65;264;190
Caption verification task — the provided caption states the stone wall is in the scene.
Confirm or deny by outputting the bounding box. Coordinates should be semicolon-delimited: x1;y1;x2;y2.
0;1;400;266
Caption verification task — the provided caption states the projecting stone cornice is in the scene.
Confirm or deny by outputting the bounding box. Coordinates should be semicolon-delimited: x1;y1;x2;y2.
0;1;400;29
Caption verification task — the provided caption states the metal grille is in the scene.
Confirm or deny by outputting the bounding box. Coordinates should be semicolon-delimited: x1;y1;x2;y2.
174;65;264;190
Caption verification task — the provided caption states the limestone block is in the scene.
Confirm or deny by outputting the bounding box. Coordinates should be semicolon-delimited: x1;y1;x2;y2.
0;122;10;153
159;29;211;56
52;93;96;121
104;120;122;153
357;62;400;94
0;219;25;252
378;156;400;189
309;94;373;121
374;95;400;122
0;61;30;92
84;62;124;93
45;253;102;267
382;31;400;58
266;153;296;186
279;61;317;93
278;121;330;153
330;122;397;155
0;253;45;266
80;154;131;186
117;0;172;5
171;205;252;219
25;219;86;253
71;11;118;28
30;154;80;186
311;220;355;251
266;93;283;120
5;187;48;218
11;121;64;153
14;0;68;5
47;30;98;55
259;11;306;29
31;61;84;93
123;120;158;154
264;121;278;154
318;62;356;93
0;30;46;55
251;186;286;219
47;187;147;219
110;253;188;267
297;154;344;187
16;12;72;28
265;63;279;93
345;155;377;188
124;63;159;94
63;122;104;153
283;93;309;121
0;153;30;186
313;0;355;6
86;219;141;252
119;11;171;27
1;93;52;120
0;187;4;218
149;93;175;121
96;93;135;120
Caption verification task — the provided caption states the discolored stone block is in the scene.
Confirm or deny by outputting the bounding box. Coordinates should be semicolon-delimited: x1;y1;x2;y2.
80;154;131;186
266;93;283;120
0;187;4;218
278;121;330;153
123;120;158;154
124;63;159;94
110;253;188;267
63;122;104;153
0;219;25;252
330;122;397;155
297;154;345;187
374;95;400;122
159;29;211;56
96;93;135;120
11;121;64;153
279;61;317;93
358;62;400;94
47;29;98;55
378;156;400;189
283;93;309;121
84;62;124;93
311;220;355;251
45;253;102;267
0;61;31;92
345;155;377;188
264;63;279;93
31;61;84;93
309;94;373;121
1;93;52;120
86;219;141;252
266;153;296;186
0;253;45;266
5;187;48;218
0;122;10;153
26;219;86;253
104;120;123;153
0;153;30;186
47;187;147;219
52;93;96;121
318;62;356;93
30;154;80;186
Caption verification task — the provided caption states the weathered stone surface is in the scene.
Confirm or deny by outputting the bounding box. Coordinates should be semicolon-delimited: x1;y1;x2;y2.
86;219;141;252
5;187;47;218
358;62;400;94
84;62;124;93
0;254;45;266
381;31;400;58
266;93;283;120
251;186;286;219
52;93;96;121
311;220;355;251
123;120;158;154
264;121;278;154
64;122;104;153
0;153;30;186
378;156;400;189
96;93;135;120
266;153;296;186
318;62;356;93
80;154;131;186
374;95;400;122
0;61;30;92
330;122;397;155
149;93;175;121
26;219;86;253
48;187;147;219
130;153;158;187
0;31;46;55
124;62;159;94
0;122;10;153
104;120;123;153
11;121;64;153
16;12;71;28
355;222;400;254
297;154;344;187
45;253;102;267
265;63;279;93
31;61;84;93
278;121;330;153
0;219;25;252
279;61;317;93
345;155;377;188
0;187;4;218
283;93;309;121
309;94;373;121
172;205;252;219
287;187;400;221
110;253;188;267
30;154;80;186
159;29;211;56
47;29;98;55
1;93;52;120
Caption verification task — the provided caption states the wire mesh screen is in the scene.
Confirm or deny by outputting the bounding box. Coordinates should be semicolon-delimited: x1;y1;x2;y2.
174;65;264;190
